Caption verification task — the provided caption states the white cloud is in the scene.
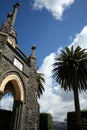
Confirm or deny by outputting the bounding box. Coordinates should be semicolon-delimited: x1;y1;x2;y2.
38;25;87;121
0;94;14;111
33;0;75;20
70;26;87;49
38;52;74;121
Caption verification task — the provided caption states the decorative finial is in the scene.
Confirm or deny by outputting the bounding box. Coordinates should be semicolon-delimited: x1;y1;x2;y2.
14;2;21;8
31;45;36;58
31;45;36;50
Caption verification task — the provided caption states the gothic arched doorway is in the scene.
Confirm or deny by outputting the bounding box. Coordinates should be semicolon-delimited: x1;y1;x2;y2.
0;74;24;130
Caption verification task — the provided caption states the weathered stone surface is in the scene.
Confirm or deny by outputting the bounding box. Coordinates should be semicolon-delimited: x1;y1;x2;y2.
0;37;39;130
0;3;39;130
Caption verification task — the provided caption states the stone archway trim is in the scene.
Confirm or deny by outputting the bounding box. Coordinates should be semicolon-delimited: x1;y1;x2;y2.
0;74;24;101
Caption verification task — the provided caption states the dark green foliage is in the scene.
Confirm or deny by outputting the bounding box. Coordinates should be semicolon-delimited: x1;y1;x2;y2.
67;110;87;130
0;109;12;130
36;73;45;98
39;113;53;130
67;111;76;130
52;46;87;91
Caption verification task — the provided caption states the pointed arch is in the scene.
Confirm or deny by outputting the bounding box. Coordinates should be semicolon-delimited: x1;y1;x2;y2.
0;74;24;101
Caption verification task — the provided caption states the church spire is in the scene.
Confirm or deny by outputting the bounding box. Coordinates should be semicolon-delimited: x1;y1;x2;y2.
11;2;20;27
0;2;20;34
0;2;20;46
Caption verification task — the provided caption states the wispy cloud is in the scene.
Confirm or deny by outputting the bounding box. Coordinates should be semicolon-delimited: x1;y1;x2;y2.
38;25;87;121
33;0;75;20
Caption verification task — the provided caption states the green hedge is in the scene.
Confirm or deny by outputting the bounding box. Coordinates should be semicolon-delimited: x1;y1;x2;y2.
67;110;87;130
39;113;53;130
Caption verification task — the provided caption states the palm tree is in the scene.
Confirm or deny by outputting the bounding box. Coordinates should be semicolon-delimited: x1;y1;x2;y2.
52;45;87;130
36;72;45;98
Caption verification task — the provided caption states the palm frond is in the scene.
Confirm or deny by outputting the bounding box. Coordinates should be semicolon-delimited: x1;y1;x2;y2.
36;72;45;98
52;45;87;91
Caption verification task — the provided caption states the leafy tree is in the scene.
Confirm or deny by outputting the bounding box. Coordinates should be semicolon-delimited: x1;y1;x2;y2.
36;73;45;98
52;45;87;130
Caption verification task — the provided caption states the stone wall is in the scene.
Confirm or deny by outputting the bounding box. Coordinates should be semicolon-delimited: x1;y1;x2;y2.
0;39;39;130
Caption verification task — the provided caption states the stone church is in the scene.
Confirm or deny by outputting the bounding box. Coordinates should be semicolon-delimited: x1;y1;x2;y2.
0;2;39;130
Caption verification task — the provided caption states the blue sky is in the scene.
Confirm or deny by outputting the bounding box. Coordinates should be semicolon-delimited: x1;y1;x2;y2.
0;0;87;67
0;0;87;121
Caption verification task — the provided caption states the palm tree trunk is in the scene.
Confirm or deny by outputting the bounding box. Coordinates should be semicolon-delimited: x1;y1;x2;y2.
73;86;81;130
